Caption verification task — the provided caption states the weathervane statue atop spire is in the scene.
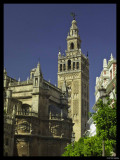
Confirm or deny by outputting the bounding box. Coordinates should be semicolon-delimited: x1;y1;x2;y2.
71;12;76;20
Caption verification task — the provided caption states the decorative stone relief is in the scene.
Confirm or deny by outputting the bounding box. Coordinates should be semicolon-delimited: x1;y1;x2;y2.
73;81;79;94
73;100;79;115
73;93;78;99
73;73;79;79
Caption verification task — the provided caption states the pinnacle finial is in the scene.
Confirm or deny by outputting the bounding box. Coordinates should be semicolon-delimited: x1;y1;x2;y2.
37;57;40;66
37;59;41;69
18;77;20;82
59;46;61;52
103;59;107;68
4;67;7;74
110;53;113;60
58;47;61;56
87;51;88;57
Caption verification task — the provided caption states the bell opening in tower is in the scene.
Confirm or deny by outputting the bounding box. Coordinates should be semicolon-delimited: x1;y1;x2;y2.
68;60;71;70
60;64;62;72
70;42;74;50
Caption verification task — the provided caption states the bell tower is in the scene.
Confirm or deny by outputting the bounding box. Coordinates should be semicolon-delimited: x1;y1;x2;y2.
66;19;81;52
58;17;89;141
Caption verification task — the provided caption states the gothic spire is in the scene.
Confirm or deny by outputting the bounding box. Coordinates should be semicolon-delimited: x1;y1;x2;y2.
103;59;107;68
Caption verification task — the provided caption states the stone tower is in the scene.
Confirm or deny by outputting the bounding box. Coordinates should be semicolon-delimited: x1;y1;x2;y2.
58;18;89;141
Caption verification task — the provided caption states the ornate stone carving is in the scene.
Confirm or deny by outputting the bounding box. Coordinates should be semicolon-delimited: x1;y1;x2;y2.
73;100;79;115
73;81;79;94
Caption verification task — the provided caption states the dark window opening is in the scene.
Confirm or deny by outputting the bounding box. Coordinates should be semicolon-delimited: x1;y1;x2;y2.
70;43;74;50
77;62;79;69
63;64;66;71
68;60;71;70
15;105;17;114
60;64;62;72
35;78;38;86
110;70;112;80
22;104;30;115
73;62;75;70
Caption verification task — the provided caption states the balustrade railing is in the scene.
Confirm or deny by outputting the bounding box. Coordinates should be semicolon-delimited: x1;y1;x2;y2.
49;115;72;123
10;79;33;86
16;111;38;117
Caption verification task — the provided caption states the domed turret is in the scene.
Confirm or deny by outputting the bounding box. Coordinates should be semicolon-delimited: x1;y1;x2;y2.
66;18;81;51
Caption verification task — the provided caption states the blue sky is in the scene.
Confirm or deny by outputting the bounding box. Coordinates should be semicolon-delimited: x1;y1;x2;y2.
4;4;116;112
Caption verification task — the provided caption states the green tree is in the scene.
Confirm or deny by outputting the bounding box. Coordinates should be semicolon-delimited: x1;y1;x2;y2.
62;143;74;156
62;137;85;156
62;136;115;156
62;97;116;156
84;135;114;156
92;97;116;153
73;138;85;156
83;136;102;156
62;136;102;156
93;98;116;140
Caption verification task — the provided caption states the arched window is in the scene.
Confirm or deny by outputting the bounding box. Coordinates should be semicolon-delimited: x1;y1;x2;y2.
110;70;112;80
68;60;71;70
60;64;62;72
22;104;30;115
77;62;79;69
70;42;74;49
15;105;17;113
63;64;66;71
35;78;38;86
73;62;75;70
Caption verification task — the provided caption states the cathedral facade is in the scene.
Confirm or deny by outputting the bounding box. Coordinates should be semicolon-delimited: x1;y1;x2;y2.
4;63;73;156
58;18;89;141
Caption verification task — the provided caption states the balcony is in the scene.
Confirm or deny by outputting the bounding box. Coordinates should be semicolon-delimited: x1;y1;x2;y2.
16;111;38;117
49;115;72;124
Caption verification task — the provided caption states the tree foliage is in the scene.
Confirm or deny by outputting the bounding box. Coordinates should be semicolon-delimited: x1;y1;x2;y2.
62;97;117;156
62;135;115;156
93;97;116;141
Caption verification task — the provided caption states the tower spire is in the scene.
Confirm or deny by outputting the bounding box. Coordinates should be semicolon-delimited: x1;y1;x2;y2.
66;15;81;52
103;59;107;68
110;53;113;60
